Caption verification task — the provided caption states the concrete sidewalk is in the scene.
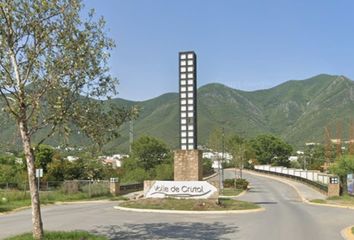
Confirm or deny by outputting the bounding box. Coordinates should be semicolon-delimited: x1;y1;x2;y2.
244;170;327;201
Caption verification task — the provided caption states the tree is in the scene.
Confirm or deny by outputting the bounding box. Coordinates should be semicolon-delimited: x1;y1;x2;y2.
250;135;293;167
226;134;245;179
131;136;171;171
207;128;223;152
329;155;354;194
0;1;132;239
34;145;55;173
302;144;326;170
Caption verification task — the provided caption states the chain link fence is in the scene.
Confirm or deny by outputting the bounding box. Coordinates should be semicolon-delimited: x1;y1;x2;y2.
0;180;143;197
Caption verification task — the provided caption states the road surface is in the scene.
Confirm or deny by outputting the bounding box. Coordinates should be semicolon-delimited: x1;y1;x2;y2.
0;170;353;239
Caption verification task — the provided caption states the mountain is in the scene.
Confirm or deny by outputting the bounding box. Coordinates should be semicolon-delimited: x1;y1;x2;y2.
1;74;354;153
109;74;354;152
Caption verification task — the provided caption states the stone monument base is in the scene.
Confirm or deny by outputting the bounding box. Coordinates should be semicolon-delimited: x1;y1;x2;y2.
174;149;202;181
327;183;340;197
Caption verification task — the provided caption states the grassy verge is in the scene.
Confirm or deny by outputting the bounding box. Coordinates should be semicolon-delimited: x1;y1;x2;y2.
0;190;127;213
220;188;244;196
310;194;354;207
4;231;107;240
352;226;354;234
119;198;259;211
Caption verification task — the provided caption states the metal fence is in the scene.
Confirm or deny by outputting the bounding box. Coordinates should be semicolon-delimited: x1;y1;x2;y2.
0;180;143;196
120;182;144;194
253;165;329;194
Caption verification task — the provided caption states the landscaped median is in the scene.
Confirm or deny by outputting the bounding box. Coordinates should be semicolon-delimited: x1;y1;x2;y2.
115;198;262;214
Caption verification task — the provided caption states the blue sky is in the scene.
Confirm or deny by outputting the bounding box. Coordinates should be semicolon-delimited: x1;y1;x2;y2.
84;0;354;101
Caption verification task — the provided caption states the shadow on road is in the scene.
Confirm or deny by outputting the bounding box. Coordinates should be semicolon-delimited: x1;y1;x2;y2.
248;189;266;193
252;201;277;205
92;222;238;240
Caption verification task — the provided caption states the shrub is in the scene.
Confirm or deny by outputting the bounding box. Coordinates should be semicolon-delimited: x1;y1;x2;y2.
235;179;249;190
223;179;235;188
223;178;249;190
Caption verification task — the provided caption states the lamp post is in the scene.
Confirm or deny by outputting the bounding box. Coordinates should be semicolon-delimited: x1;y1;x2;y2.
221;127;225;187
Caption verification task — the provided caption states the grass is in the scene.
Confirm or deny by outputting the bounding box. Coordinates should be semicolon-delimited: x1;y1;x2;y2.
220;188;244;196
310;194;354;207
4;231;107;240
0;190;127;213
352;227;354;234
310;199;326;204
119;198;259;211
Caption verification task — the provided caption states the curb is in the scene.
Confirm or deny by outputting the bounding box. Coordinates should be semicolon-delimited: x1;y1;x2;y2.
114;205;264;214
219;190;247;199
341;225;354;240
203;172;218;180
0;199;113;216
0;206;31;216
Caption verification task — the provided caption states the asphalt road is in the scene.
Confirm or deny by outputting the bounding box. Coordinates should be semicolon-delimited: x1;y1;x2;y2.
1;170;353;240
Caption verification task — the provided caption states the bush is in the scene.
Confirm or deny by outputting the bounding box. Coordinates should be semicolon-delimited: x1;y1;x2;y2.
154;163;173;180
223;179;235;188
235;179;249;190
223;178;249;190
202;158;214;176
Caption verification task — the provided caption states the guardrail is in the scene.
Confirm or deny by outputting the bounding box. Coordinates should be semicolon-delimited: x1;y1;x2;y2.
253;165;333;194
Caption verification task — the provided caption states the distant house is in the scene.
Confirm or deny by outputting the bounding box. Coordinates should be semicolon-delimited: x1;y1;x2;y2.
203;150;233;170
99;154;129;168
66;156;79;162
288;156;298;162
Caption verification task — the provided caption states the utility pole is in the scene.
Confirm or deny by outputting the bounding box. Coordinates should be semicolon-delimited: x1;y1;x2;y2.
221;127;225;187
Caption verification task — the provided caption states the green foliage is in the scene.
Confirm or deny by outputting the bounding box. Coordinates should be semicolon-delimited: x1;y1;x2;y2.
46;158;117;181
329;155;354;177
235;178;249;190
154;163;173;180
329;155;354;194
0;154;26;184
207;128;224;152
121;168;150;183
131;136;172;171
34;145;55;173
202;158;214;176
226;134;247;169
302;145;326;170
223;179;235;188
120;136;173;183
223;178;249;190
250;135;292;167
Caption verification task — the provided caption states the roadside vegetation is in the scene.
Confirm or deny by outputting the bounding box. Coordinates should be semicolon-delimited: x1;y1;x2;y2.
221;178;249;196
220;188;243;197
119;198;259;211
310;194;354;207
0;188;127;213
4;231;107;240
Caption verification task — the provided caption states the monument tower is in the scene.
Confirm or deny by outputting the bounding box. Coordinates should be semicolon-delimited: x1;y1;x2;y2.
174;51;202;181
144;51;218;200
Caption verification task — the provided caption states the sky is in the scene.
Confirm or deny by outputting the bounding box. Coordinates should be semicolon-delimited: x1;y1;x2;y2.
83;0;354;101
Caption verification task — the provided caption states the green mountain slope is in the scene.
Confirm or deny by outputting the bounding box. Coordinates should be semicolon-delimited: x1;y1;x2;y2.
1;74;353;153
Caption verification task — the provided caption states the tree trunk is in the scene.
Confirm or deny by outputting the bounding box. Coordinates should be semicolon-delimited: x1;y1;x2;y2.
19;120;44;240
